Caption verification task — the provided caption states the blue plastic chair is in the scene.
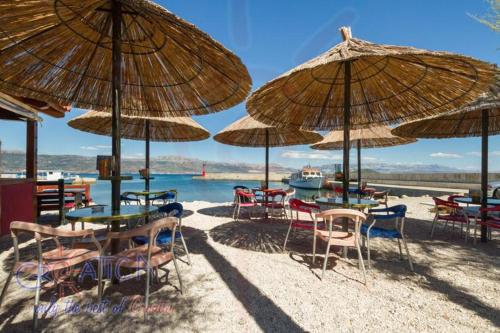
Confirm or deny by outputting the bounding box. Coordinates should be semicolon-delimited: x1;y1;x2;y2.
120;193;141;205
132;202;191;265
362;205;414;271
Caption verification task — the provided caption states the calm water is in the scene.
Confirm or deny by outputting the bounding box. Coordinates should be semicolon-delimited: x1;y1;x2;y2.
82;174;331;205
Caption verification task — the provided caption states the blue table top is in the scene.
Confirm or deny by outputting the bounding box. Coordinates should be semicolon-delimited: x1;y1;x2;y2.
454;197;500;206
315;197;379;208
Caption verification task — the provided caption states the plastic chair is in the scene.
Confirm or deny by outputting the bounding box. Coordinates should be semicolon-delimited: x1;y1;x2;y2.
313;209;367;283
132;203;191;265
473;206;500;244
0;222;102;331
233;190;258;221
283;199;323;251
373;191;389;209
363;205;414;271
102;217;182;320
262;190;289;219
431;197;469;238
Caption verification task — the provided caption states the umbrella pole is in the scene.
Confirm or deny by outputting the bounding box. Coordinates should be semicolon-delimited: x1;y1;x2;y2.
145;119;150;206
342;61;351;204
357;139;361;193
265;128;269;189
111;0;122;258
481;109;489;243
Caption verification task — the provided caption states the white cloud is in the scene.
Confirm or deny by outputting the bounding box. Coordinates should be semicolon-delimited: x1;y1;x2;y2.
281;150;342;160
430;152;463;159
466;152;481;157
491;151;500;156
123;153;144;159
80;146;99;151
362;156;378;162
80;145;111;151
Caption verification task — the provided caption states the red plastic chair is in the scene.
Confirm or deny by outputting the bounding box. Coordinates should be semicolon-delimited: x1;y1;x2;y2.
431;197;469;238
474;206;500;244
262;190;288;219
283;199;323;251
233;190;258;221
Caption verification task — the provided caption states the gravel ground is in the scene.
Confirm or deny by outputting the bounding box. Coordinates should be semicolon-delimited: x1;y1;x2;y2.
0;197;498;332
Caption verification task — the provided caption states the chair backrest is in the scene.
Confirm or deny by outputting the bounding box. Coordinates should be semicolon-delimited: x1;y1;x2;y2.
158;202;183;218
235;190;256;204
289;198;320;214
389;204;407;217
373;190;389;201
316;209;367;243
433;197;459;209
447;194;465;203
233;185;249;191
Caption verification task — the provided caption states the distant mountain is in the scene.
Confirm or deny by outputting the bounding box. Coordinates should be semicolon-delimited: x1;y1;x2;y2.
0;152;294;174
318;162;471;174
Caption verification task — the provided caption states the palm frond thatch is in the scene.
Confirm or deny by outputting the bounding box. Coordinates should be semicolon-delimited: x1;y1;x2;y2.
311;125;416;150
68;111;210;142
213;115;322;147
0;0;251;116
392;79;500;138
247;29;497;130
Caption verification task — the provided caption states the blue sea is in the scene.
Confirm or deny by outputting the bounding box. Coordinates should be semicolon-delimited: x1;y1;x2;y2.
81;174;330;205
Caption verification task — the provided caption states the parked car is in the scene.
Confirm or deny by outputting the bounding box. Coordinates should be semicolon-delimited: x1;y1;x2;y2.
488;181;500;198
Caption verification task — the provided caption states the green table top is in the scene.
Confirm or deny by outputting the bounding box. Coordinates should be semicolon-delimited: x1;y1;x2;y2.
65;205;158;223
315;197;379;209
126;190;176;196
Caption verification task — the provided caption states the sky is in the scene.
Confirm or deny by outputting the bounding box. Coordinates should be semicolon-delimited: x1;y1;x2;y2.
0;0;498;171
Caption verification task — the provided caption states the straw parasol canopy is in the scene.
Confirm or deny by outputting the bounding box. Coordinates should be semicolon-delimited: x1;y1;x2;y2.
247;28;497;130
392;81;500;138
68;111;210;142
311;126;416;150
0;0;252;117
214;115;322;188
213;115;322;147
392;79;499;243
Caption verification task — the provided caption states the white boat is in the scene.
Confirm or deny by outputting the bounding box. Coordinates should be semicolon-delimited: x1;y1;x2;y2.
289;167;324;189
17;170;79;182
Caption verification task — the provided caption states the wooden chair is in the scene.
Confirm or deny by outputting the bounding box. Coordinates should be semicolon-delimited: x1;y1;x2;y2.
101;217;183;320
0;222;102;331
313;209;367;283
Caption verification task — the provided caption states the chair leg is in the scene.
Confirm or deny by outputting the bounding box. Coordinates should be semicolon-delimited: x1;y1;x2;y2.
232;205;237;220
397;238;403;260
0;268;14;307
172;255;184;294
473;224;478;245
33;265;42;331
356;243;367;285
283;223;293;252
144;265;151;321
312;233;317;264
366;236;372;269
179;234;192;266
321;242;331;280
430;215;438;238
402;236;414;272
97;257;103;303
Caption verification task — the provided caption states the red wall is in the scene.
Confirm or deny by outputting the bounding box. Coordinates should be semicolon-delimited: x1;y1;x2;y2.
0;180;35;236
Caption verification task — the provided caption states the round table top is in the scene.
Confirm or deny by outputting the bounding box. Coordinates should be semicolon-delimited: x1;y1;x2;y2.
65;205;158;223
315;197;379;209
454;197;500;206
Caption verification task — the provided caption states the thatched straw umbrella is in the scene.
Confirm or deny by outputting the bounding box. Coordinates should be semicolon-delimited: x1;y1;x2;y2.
247;26;496;202
68;110;210;203
392;80;500;242
311;126;416;190
0;0;251;219
213;115;322;188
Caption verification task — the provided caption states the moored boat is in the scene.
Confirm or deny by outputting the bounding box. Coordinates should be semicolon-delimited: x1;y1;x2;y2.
289;167;324;189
